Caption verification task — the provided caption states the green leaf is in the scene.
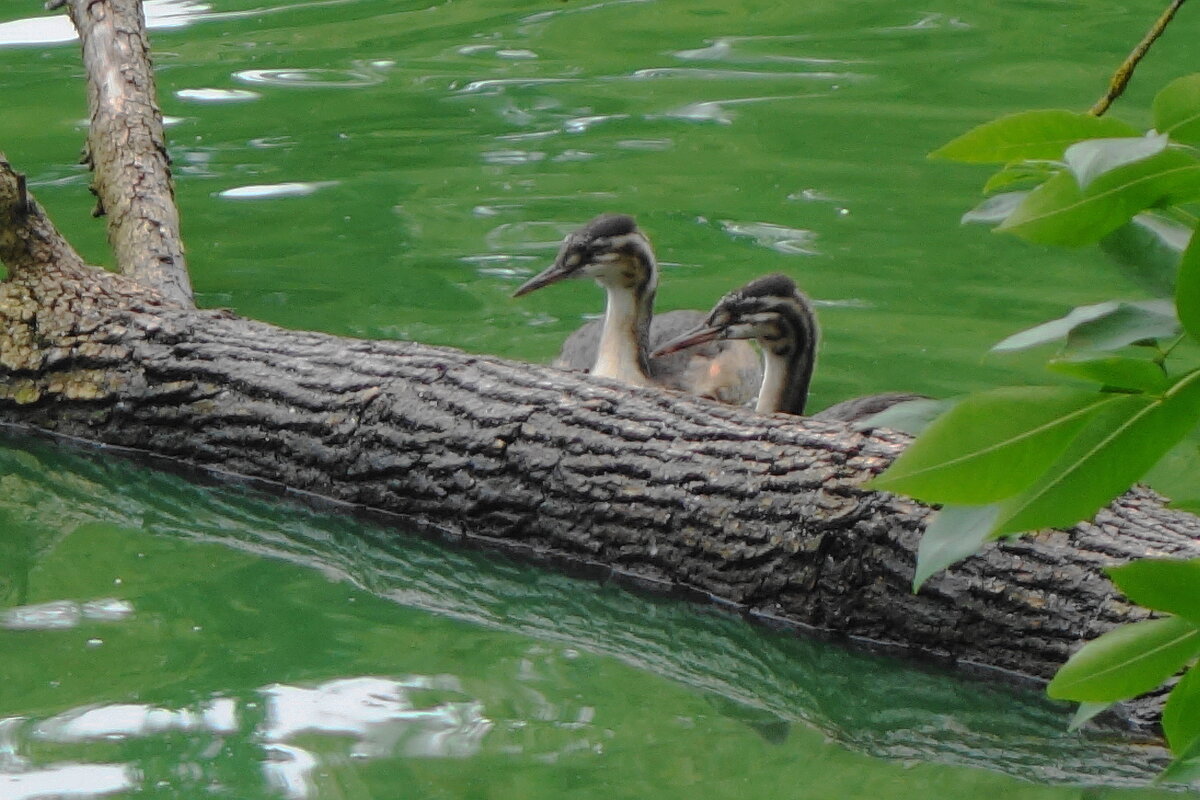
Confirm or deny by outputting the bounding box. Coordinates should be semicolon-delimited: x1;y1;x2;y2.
1066;300;1180;351
1047;615;1200;702
1108;559;1200;624
1164;665;1200;756
982;163;1056;195
1068;701;1113;731
871;387;1113;504
1178;230;1200;344
992;371;1200;535
1154;74;1200;145
962;191;1030;225
1100;212;1191;298
992;300;1178;353
994;302;1119;352
912;504;999;590
1146;439;1200;511
931;110;1139;163
1160;733;1200;785
998;149;1200;246
1046;353;1169;393
1064;133;1170;189
853;398;955;436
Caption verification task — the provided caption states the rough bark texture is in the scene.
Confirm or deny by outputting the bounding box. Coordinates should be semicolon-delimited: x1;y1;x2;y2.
66;0;193;306
1;242;1196;731
0;155;87;277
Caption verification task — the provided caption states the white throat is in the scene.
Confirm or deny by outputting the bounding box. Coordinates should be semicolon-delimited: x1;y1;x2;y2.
755;350;790;413
591;285;651;386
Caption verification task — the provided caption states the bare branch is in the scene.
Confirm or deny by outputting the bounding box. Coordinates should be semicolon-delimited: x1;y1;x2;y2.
1089;0;1188;117
63;0;193;306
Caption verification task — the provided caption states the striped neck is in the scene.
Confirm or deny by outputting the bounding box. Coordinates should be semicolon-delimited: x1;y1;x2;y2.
755;298;818;414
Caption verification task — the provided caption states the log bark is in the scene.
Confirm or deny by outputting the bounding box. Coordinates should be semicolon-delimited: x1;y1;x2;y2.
3;0;1198;739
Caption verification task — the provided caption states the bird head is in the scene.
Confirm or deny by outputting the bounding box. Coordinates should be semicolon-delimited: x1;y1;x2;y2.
651;273;815;358
513;213;655;297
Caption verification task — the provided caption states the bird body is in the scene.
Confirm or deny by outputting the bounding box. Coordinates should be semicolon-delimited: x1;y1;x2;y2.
652;273;923;421
553;310;761;405
514;214;761;405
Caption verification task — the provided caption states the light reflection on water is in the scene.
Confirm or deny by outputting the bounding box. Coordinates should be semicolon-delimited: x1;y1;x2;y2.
233;68;386;89
2;676;493;799
33;698;238;741
0;762;134;800
219;181;339;200
0;0;212;47
2;0;1198;795
1;599;133;631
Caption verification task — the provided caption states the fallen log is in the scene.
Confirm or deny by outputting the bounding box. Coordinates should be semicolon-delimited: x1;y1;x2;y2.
2;0;1197;735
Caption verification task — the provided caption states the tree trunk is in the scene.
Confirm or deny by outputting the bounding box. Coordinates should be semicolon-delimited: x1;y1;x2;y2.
2;0;1197;735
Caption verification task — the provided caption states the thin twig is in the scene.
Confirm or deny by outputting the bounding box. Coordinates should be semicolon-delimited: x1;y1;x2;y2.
1089;0;1188;117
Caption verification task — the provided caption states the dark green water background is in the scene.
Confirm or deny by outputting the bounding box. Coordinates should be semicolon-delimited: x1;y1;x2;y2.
1;0;1197;797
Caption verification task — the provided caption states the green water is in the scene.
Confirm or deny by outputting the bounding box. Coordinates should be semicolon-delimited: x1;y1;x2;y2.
1;0;1197;797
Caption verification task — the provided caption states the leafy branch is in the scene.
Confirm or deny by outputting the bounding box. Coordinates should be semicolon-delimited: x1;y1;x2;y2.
868;9;1200;781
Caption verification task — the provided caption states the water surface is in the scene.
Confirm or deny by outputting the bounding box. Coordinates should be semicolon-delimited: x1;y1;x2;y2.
1;0;1197;797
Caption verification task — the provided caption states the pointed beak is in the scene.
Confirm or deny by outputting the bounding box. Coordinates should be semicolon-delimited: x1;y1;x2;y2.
650;325;724;359
512;259;574;298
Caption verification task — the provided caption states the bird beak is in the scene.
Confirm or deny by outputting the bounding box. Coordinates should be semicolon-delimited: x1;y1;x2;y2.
512;259;575;298
650;325;723;358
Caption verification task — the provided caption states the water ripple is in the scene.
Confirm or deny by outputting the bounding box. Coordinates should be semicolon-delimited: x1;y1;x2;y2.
482;150;546;165
175;88;260;103
673;35;863;66
485;222;577;251
520;0;652;25
631;67;856;81
0;0;210;47
0;762;134;800
457;78;579;94
564;114;629;134
262;676;490;759
875;13;971;32
2;598;133;631
34;699;237;741
234;68;383;89
663;95;818;125
614;139;672;151
720;220;818;255
218;182;338;200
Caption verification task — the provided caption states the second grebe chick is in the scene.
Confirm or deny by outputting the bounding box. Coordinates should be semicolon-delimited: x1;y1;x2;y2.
652;273;924;421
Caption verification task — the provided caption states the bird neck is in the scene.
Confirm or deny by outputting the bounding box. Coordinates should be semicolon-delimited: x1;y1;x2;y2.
755;347;811;414
592;282;655;386
755;301;819;414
